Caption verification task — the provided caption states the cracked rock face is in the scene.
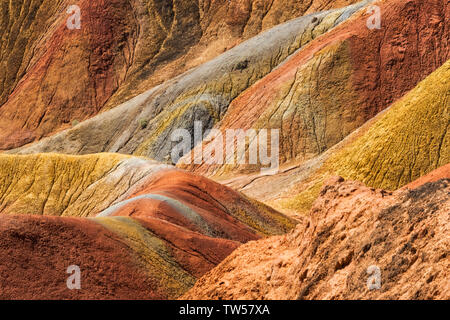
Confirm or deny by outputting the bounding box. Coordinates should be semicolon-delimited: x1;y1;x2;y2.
0;0;448;301
221;57;450;216
0;0;360;150
8;2;372;159
183;177;450;300
0;153;295;299
10;0;447;173
186;0;450;178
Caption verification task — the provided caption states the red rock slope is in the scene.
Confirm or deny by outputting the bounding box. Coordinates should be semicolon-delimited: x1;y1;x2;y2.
0;214;239;299
183;175;450;300
0;153;295;299
0;0;360;150
186;0;450;177
98;169;294;240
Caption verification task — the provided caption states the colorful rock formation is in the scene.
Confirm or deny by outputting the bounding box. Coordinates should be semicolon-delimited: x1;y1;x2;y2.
186;0;449;177
0;0;361;150
0;153;294;299
402;164;450;190
183;176;450;300
10;1;371;158
225;58;450;216
0;214;238;299
0;0;448;301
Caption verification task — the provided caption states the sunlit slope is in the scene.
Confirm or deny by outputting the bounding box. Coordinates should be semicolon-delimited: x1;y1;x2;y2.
0;153;295;237
0;153;162;216
11;2;372;159
185;0;450;177
0;0;362;150
281;59;449;213
0;0;68;106
328;60;449;190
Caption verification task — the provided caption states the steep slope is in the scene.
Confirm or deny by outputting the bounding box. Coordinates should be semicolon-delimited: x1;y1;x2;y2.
0;214;239;299
402;164;450;190
0;0;137;149
183;177;450;300
185;0;449;177
326;62;449;190
10;1;372;158
0;153;169;217
0;153;294;237
0;153;295;299
0;0;69;106
0;0;361;150
225;58;450;215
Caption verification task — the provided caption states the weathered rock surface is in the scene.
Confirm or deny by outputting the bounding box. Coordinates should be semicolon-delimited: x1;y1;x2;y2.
0;153;169;217
0;0;361;150
0;214;239;299
0;153;294;236
10;2;371;158
97;169;295;240
183;177;450;300
0;0;448;301
186;0;449;177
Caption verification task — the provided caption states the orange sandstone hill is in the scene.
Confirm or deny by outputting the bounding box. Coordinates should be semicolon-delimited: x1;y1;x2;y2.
183;175;450;300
